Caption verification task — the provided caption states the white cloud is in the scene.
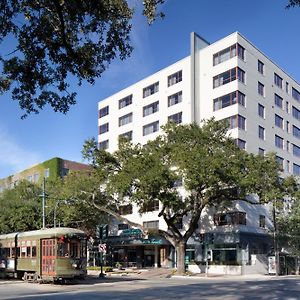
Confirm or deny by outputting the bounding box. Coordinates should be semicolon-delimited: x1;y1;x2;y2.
0;126;41;178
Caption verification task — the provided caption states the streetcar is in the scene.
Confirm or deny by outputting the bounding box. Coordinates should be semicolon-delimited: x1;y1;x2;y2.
0;227;87;282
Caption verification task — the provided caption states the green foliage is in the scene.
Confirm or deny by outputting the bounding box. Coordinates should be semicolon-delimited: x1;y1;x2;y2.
0;180;42;233
0;0;164;118
286;0;300;8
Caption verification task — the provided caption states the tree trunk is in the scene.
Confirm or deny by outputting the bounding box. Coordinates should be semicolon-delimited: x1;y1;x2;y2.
176;240;186;275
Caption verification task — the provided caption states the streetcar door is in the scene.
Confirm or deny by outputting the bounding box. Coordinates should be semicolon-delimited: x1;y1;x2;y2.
41;239;56;276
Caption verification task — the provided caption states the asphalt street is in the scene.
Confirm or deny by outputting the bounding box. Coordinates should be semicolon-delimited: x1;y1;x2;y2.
0;276;299;300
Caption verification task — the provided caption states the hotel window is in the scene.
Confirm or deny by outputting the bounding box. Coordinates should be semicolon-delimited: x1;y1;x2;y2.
99;106;109;118
213;91;245;111
274;94;283;109
168;91;182;106
143;200;160;212
143;82;159;98
258;148;265;156
225;115;245;130
275;135;284;149
119;113;132;127
258;126;265;140
99;123;109;134
119;204;133;215
292;106;300;120
274;73;283;89
119;95;132;109
44;168;50;178
275;114;283;129
258;82;265;96
119;131;133;141
143;101;159;117
143;220;159;229
118;223;129;230
258;104;265;118
235;138;246;150
99;140;109;150
214;211;246;226
213;67;245;88
143;121;159;136
293;144;300;157
258;60;264;74
286;82;289;94
168;112;182;124
293;125;300;139
213;43;245;66
168;70;182;87
259;215;266;228
276;156;284;170
292;87;300;102
293;163;300;176
33;173;39;183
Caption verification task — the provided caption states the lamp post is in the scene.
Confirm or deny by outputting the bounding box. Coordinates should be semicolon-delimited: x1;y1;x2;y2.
273;200;279;276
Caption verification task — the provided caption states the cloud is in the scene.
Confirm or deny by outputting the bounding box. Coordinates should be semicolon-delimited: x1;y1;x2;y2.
0;126;41;178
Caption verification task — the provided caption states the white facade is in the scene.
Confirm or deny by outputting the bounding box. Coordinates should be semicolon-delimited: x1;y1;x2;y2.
98;32;300;267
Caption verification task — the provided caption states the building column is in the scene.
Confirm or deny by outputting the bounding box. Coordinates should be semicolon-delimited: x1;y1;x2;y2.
154;245;158;268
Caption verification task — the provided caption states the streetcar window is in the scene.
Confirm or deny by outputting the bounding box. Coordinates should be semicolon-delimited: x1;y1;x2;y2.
32;246;36;257
11;248;15;258
70;241;79;258
21;247;26;258
26;246;31;258
80;240;87;258
57;242;68;257
5;248;10;257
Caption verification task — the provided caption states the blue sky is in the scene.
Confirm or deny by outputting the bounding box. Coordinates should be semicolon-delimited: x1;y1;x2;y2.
0;0;299;178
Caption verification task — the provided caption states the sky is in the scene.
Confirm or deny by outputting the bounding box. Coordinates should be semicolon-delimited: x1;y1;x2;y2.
0;0;299;178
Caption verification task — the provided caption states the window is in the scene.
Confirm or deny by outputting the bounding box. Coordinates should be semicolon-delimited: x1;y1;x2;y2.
293;163;300;176
259;215;266;228
258;82;265;96
275;114;283;129
276;156;284;170
143;200;159;212
213;67;245;88
143;220;159;229
274;73;283;89
214;212;246;226
225;115;246;130
274;94;283;109
119;113;132;127
143;82;159;98
168;112;182;124
258;126;265;140
118;224;129;230
258;148;265;156
258;60;264;74
99;106;109;118
27;176;32;182
275;135;284;149
286;82;289;94
33;173;39;183
293;125;300;139
119;204;133;215
293;144;300;157
292;87;300;102
119;95;132;109
213;91;245;111
99;123;109;134
143;121;159;136
235;138;246;150
213;43;244;66
258;104;265;118
99;140;109;150
292;106;300;120
168;91;182;106
119;131;132;141
168;70;182;87
143;101;159;117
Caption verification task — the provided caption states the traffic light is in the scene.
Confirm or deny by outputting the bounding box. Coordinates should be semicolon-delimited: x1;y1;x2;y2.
96;224;109;240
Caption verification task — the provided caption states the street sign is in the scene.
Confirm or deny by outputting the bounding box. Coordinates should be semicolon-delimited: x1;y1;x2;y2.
98;243;107;253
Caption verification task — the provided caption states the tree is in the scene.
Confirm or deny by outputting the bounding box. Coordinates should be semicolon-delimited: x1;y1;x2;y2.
286;0;300;8
81;120;296;274
0;0;164;118
0;180;42;233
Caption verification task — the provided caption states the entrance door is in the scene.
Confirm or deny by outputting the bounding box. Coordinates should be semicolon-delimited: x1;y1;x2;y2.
41;239;56;276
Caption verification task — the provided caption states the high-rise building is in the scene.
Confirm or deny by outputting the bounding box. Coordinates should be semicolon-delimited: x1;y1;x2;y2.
97;32;299;273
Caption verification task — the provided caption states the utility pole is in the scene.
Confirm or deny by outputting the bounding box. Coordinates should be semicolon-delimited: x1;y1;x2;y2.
42;177;46;229
273;202;279;276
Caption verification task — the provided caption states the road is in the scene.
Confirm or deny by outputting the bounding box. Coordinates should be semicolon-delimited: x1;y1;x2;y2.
0;276;299;299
